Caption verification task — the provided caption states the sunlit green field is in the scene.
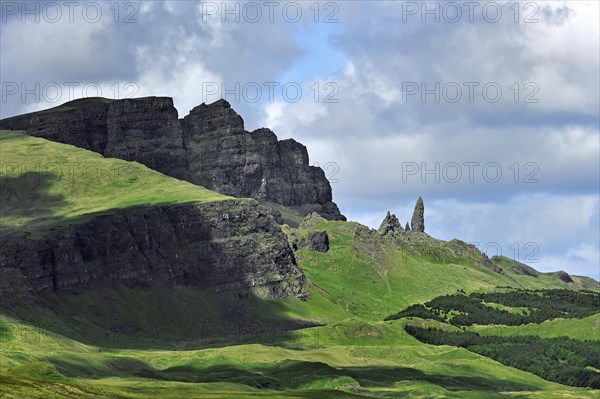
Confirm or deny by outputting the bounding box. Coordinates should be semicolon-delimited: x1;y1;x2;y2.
2;314;598;399
474;313;600;341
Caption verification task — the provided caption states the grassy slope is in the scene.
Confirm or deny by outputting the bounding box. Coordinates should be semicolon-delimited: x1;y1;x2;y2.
492;256;600;290
0;130;231;234
1;315;597;399
4;215;597;398
1;132;599;398
0;130;301;344
474;313;600;341
278;216;593;324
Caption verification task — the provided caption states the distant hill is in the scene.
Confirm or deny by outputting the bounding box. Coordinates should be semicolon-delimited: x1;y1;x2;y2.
281;213;598;324
491;256;599;290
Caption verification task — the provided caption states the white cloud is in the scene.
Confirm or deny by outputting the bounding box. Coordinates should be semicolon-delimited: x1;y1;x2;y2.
538;243;600;279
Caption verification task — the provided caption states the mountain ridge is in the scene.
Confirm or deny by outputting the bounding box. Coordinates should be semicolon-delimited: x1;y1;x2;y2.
0;96;345;222
0;131;305;301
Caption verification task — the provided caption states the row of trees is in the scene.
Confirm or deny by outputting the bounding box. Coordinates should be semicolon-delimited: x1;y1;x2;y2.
472;289;599;322
385;289;599;326
405;325;600;389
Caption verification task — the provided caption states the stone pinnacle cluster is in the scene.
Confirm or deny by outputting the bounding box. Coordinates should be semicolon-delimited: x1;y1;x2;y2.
378;197;425;236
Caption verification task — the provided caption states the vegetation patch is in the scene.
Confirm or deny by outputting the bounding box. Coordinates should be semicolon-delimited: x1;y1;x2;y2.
386;289;599;326
405;325;600;389
0;130;231;234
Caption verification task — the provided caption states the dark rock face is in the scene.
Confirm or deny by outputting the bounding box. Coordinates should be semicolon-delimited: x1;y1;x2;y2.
182;100;339;212
105;98;189;180
0;97;345;221
0;200;305;299
378;211;403;236
553;270;574;284
411;196;425;232
308;231;329;252
405;222;411;231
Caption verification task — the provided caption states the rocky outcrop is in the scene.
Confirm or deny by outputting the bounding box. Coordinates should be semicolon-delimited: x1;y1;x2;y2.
308;231;329;252
378;212;403;236
410;196;425;232
405;222;410;231
0;97;345;221
182;100;341;215
354;225;372;238
0;200;305;299
551;270;575;284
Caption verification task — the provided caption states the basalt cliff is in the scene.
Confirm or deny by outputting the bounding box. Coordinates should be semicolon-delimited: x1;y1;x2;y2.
0;200;304;301
0;97;345;221
0;97;348;304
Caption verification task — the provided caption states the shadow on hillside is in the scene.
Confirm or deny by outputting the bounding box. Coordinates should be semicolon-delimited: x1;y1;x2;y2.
1;183;315;350
47;358;541;393
0;172;67;225
1;285;316;350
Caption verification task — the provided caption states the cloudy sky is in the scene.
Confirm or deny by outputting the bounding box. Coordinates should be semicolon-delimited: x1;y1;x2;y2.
1;1;598;278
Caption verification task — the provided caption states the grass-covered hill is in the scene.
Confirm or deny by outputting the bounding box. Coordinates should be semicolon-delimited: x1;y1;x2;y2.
0;130;306;345
384;289;600;387
282;214;597;323
0;130;230;235
1;131;599;398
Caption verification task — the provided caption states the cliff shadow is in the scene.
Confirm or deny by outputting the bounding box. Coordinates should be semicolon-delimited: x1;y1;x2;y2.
0;171;68;235
1;194;315;349
45;357;541;393
1;284;316;350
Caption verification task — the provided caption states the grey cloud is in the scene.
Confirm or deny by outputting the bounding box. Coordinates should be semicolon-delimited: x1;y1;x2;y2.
1;0;306;119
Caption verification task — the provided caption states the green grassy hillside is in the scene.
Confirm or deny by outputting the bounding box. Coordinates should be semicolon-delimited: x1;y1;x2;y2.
4;213;597;397
2;315;598;398
0;130;230;235
1;132;598;398
491;256;599;290
279;215;595;324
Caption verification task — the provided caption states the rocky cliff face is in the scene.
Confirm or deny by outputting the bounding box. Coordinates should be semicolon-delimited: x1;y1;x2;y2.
0;200;305;300
0;97;344;220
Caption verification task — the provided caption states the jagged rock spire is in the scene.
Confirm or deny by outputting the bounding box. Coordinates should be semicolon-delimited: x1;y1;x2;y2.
405;222;410;231
410;196;425;232
378;211;403;236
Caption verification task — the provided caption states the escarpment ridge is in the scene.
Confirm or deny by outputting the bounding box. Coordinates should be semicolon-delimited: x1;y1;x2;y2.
0;97;345;221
